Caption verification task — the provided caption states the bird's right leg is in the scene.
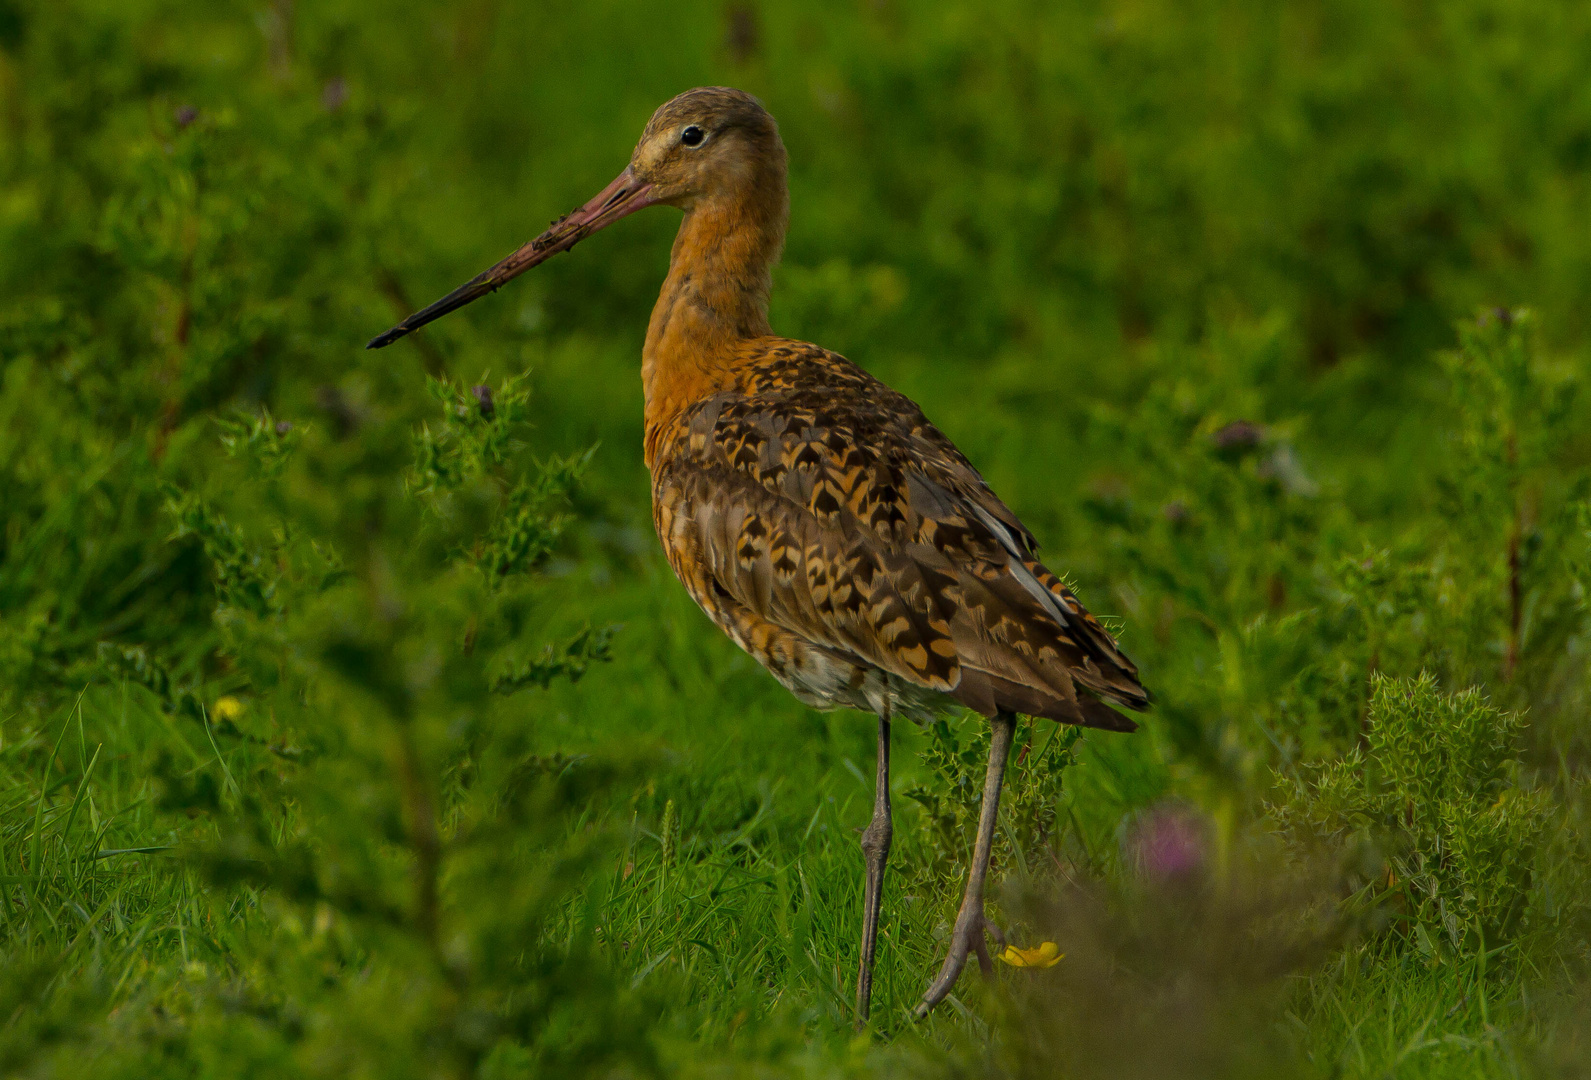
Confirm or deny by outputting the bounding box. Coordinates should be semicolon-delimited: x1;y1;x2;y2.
914;709;1017;1020
855;702;893;1028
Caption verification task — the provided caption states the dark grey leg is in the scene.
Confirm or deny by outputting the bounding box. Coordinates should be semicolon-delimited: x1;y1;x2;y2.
855;706;893;1027
914;709;1017;1020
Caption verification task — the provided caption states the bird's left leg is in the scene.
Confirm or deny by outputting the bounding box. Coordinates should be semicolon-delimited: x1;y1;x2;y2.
913;709;1017;1020
855;699;893;1028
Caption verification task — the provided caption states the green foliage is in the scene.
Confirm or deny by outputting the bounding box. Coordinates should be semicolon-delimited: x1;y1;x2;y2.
1273;674;1552;953
490;627;614;696
1078;318;1339;779
246;463;628;1066
904;715;1080;892
163;482;280;617
6;361;642;1073
2;1;1591;1077
408;373;593;581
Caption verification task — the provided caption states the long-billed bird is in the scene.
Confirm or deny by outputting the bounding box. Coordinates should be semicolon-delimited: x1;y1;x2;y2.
369;87;1149;1024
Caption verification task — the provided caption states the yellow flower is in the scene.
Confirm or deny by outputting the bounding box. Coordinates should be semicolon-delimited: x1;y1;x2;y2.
999;941;1063;968
213;697;244;722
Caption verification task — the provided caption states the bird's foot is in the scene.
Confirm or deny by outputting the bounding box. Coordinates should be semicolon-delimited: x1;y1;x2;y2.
913;906;993;1020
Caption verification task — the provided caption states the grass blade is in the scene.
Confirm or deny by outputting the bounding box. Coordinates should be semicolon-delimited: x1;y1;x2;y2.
61;743;103;857
30;690;83;897
93;847;175;861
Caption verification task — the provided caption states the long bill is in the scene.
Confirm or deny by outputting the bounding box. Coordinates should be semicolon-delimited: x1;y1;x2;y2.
367;167;657;349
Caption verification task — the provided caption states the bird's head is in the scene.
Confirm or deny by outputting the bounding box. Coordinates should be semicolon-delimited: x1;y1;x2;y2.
628;86;785;211
368;87;784;350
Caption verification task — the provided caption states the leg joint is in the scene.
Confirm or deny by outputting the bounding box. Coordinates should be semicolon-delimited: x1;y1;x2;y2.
859;818;893;857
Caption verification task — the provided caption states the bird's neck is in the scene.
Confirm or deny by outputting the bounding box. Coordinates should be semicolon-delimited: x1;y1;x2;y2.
642;187;787;467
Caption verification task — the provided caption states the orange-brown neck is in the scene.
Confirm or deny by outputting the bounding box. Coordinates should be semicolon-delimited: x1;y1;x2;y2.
642;178;788;468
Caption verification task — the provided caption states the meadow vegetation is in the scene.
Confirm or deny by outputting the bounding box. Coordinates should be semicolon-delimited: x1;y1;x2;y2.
2;1;1590;1076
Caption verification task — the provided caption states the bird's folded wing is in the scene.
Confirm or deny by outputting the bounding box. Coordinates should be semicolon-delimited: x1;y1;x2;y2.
652;381;1149;717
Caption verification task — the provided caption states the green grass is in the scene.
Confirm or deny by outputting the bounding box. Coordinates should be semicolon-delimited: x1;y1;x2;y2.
1298;947;1529;1078
0;630;1576;1076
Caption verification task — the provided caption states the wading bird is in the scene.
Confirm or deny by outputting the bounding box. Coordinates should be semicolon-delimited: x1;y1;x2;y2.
370;87;1149;1023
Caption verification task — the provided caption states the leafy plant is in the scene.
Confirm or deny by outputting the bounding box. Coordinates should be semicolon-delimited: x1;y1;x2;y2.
1271;673;1552;954
905;714;1081;893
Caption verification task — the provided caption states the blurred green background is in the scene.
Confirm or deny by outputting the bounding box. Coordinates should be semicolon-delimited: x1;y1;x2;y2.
2;1;1590;1076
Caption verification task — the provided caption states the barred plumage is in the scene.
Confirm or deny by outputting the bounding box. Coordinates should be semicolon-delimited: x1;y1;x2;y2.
652;339;1147;731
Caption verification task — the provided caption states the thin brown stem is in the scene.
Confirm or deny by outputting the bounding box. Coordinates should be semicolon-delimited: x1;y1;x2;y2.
394;722;442;953
1505;520;1521;681
152;227;196;460
1504;428;1521;682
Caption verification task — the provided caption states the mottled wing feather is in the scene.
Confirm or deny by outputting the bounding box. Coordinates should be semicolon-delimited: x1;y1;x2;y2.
651;340;1148;730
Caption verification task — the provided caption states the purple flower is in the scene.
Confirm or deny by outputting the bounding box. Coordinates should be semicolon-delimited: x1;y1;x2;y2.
1212;420;1264;453
1130;804;1207;884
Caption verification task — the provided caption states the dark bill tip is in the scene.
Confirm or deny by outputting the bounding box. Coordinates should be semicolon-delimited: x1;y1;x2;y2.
364;169;655;351
365;271;501;350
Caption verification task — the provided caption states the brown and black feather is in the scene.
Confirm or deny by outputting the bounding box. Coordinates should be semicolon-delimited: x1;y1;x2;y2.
652;339;1149;732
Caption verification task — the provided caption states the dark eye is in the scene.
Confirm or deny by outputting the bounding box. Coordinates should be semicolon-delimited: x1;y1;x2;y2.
681;125;705;147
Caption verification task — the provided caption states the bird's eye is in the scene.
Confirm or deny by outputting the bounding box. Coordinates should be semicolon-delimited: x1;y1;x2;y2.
681;125;706;148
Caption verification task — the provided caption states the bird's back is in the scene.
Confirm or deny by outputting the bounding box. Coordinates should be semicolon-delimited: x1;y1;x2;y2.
649;339;1148;731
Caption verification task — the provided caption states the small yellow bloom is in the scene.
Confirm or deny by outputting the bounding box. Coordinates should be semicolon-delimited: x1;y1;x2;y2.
213;697;244;722
999;941;1063;968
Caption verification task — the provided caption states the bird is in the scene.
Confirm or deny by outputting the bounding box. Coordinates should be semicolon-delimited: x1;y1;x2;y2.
369;86;1149;1025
